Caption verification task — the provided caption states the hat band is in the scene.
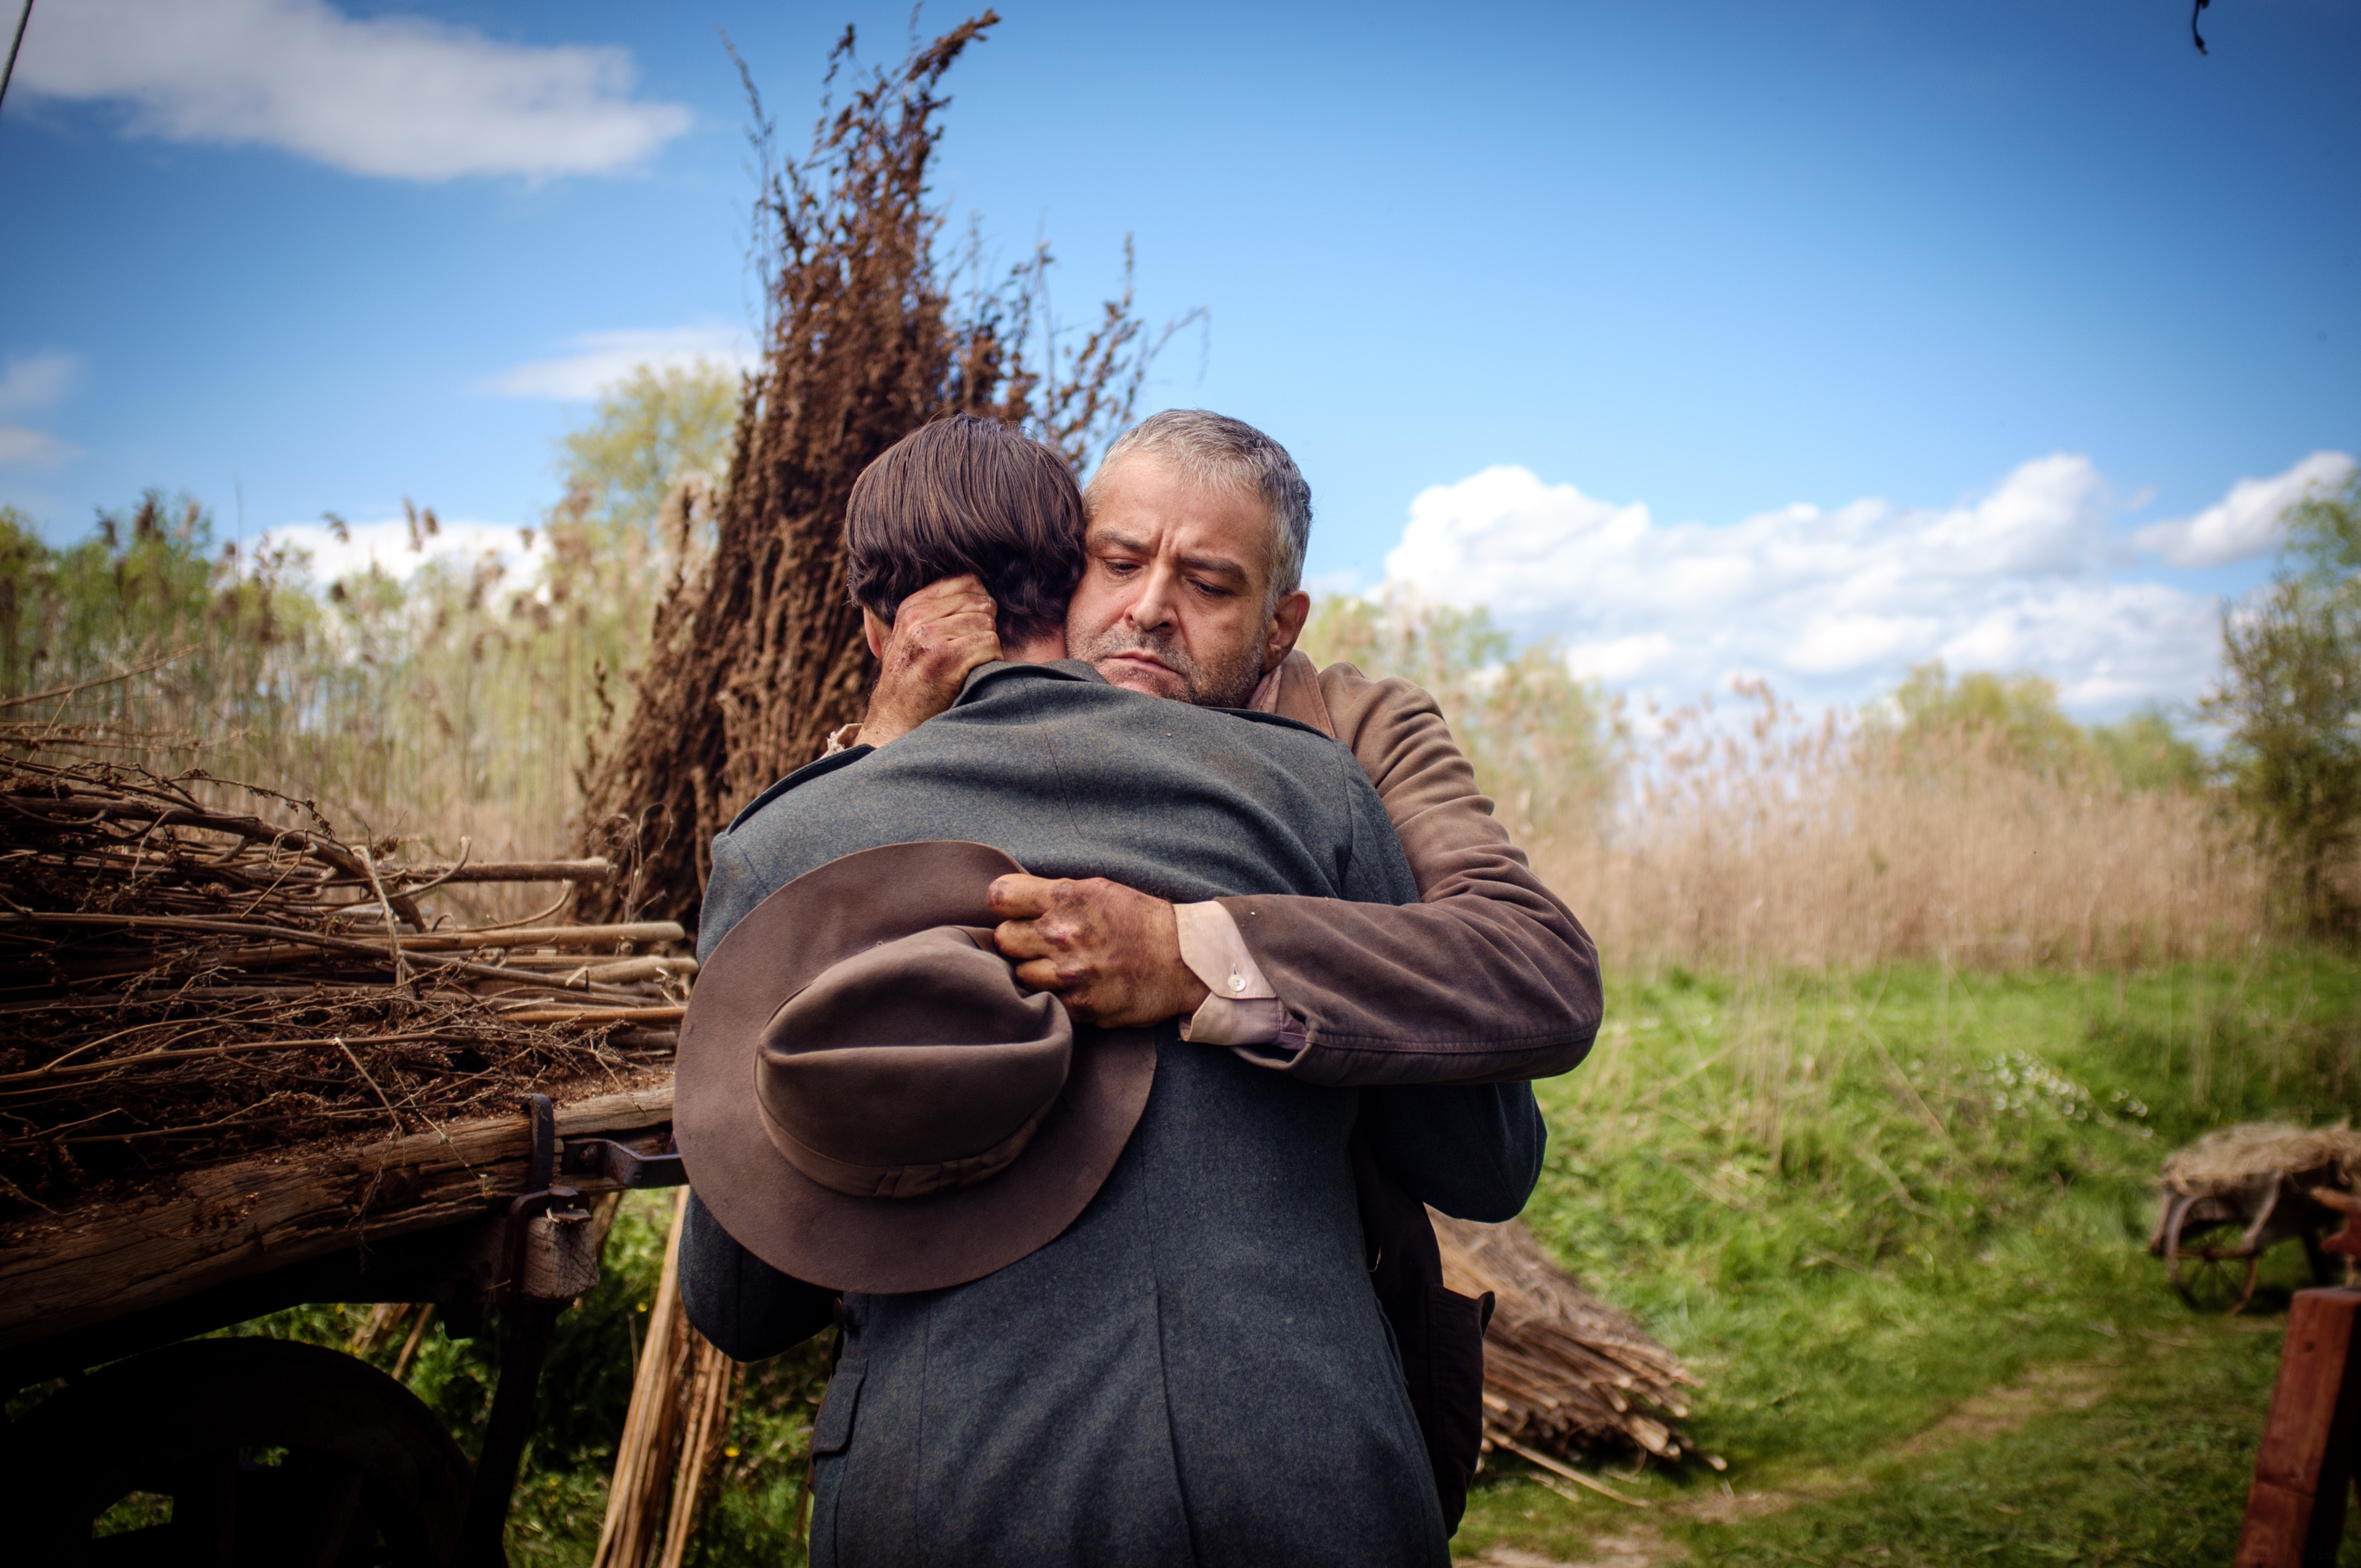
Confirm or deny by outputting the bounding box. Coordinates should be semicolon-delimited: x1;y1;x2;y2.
754;1091;1054;1200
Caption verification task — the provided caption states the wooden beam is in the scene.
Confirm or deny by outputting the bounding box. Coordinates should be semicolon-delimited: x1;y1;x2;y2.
2236;1286;2361;1567
0;914;683;952
395;923;686;952
0;1084;675;1355
388;860;615;884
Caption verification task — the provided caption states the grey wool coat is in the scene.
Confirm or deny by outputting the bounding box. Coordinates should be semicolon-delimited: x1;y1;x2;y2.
684;660;1547;1568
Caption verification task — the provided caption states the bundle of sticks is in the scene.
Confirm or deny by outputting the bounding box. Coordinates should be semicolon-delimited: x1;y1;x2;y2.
1432;1212;1714;1477
0;756;690;1211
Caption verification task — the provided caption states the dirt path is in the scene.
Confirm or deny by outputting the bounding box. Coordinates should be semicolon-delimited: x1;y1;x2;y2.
1467;1356;2127;1568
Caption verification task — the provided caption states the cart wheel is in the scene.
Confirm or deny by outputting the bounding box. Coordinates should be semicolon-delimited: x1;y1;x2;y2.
2170;1246;2260;1313
1;1336;478;1566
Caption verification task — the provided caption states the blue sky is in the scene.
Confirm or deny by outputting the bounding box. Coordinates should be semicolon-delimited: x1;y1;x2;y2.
2;0;2356;715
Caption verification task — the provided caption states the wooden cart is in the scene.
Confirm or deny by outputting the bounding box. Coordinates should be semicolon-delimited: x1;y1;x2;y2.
0;1083;682;1566
2148;1132;2360;1314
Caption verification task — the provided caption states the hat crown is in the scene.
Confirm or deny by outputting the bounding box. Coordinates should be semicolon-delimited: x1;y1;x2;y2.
678;839;1156;1295
755;926;1072;1198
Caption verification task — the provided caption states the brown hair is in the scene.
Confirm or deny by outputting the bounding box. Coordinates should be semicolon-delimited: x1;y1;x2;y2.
844;416;1086;644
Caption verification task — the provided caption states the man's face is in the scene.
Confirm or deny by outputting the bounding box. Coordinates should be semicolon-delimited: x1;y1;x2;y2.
1065;455;1311;708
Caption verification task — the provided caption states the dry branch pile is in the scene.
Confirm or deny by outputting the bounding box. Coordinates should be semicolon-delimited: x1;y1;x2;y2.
593;1189;740;1568
578;13;1178;927
0;756;688;1211
1432;1213;1711;1471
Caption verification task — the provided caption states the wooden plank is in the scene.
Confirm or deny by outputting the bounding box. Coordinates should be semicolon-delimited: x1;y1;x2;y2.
387;860;615;884
397;923;686;952
0;1083;675;1355
0;914;683;952
497;1005;686;1026
2236;1285;2361;1567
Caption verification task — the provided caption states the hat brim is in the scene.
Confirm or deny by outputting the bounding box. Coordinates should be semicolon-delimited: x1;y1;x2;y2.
676;840;1156;1295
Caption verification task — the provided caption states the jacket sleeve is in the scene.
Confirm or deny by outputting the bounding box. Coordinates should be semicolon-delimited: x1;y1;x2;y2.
696;834;764;964
679;1191;840;1361
1356;1081;1545;1222
1216;660;1602;1086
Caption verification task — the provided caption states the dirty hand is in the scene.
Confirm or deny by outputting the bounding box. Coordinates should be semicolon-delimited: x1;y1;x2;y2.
988;874;1211;1028
861;576;1000;747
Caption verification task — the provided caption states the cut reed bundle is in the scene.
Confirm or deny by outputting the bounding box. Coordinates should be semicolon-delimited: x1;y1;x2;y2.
2156;1122;2361;1203
0;755;688;1211
594;1189;741;1568
1432;1213;1709;1470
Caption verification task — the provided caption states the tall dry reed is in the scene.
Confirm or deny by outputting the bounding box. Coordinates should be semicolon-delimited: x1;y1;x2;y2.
1537;680;2266;972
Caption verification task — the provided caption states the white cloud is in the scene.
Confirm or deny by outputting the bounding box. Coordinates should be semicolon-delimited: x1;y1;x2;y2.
2128;450;2355;568
1789;612;1931;674
0;351;81;418
1379;452;2326;717
0;427;83;468
1565;633;1672;682
480;327;756;400
0;351;83;468
16;0;691;180
263;514;546;584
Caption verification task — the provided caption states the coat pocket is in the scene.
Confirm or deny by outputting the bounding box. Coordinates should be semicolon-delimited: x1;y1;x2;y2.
811;1365;866;1456
1424;1285;1495;1534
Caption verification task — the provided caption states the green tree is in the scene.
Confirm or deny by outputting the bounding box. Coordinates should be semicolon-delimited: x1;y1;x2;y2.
1884;662;2098;778
0;490;321;723
538;361;739;767
552;359;738;544
2091;706;2208;793
1298;590;1623;850
2201;469;2361;927
1881;661;2206;794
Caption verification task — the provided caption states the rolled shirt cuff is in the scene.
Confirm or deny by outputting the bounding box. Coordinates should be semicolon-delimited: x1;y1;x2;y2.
1182;994;1292;1047
1172;900;1295;1050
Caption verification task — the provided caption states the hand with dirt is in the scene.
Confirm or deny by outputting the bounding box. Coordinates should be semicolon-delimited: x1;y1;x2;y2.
988;873;1211;1028
859;576;1000;747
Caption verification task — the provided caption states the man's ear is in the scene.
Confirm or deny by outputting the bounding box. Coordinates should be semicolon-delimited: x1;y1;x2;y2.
862;608;890;660
1261;589;1312;672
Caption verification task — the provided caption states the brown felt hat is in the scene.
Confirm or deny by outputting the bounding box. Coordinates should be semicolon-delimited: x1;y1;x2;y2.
675;840;1156;1294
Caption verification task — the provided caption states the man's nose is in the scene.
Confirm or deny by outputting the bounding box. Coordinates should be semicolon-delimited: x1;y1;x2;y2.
1126;562;1181;634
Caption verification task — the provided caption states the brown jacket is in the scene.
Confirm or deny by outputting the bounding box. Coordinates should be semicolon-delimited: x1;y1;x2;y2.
1229;652;1601;1086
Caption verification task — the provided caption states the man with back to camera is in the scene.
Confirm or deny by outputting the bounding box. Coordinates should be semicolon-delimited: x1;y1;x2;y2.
678;414;1599;1566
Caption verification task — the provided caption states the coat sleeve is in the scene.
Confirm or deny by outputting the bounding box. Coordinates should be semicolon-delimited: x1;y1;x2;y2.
696;834;764;964
679;1191;841;1361
1215;659;1603;1086
1356;1081;1546;1222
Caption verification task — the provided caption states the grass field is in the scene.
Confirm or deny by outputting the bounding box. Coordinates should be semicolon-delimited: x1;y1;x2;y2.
195;951;2358;1565
1457;952;2361;1567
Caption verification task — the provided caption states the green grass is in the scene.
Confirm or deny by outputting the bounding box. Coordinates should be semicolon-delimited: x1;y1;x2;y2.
1455;950;2361;1565
22;952;2354;1565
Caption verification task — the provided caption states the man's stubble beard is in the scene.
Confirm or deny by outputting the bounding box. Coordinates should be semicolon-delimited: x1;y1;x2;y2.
1068;623;1267;710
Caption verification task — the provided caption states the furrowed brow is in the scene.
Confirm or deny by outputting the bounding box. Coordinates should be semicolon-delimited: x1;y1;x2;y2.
1178;553;1251;586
